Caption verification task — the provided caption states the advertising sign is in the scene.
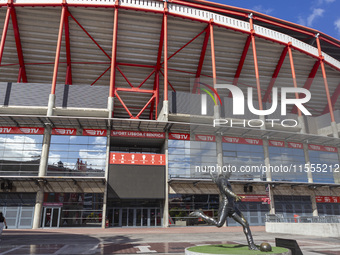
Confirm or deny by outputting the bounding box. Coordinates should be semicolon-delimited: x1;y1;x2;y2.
110;152;166;165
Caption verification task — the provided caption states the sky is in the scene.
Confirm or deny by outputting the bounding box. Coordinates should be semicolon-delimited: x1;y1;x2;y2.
214;0;340;40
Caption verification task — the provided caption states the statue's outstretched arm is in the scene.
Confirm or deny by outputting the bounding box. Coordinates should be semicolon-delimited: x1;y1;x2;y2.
224;186;243;201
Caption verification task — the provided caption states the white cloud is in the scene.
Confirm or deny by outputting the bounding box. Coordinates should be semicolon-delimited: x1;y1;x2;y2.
298;16;306;26
318;0;335;4
335;18;340;36
252;5;273;15
0;135;41;161
307;8;325;27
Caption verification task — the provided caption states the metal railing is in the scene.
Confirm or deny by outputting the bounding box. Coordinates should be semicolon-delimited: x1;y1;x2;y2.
265;214;340;223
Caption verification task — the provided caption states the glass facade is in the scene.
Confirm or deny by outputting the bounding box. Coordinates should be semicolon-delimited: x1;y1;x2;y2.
309;150;338;183
48;135;106;176
168;140;217;178
168;140;191;178
169;194;219;225
317;203;340;216
44;192;103;227
0;134;43;176
169;194;269;227
274;195;313;220
223;143;264;181
269;147;306;182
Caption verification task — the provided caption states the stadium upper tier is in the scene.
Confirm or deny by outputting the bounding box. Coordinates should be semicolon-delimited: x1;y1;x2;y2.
0;0;340;119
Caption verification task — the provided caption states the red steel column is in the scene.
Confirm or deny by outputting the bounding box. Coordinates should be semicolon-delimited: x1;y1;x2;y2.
163;2;168;102
287;43;302;117
249;15;263;111
0;6;11;66
11;6;27;83
209;20;216;89
48;4;66;116
316;35;338;137
50;5;66;95
64;10;72;85
109;1;119;98
316;37;335;121
108;0;119;118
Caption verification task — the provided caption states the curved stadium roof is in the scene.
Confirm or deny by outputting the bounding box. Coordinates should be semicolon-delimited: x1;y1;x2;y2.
0;0;340;119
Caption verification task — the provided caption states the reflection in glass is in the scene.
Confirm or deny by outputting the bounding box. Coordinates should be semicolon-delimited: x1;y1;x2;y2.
0;134;43;176
269;147;306;182
309;150;338;183
48;135;106;177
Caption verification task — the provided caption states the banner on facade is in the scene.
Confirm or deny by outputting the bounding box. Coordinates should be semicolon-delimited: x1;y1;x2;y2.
315;196;340;203
239;194;269;202
287;142;303;149
308;144;338;153
169;133;190;140
195;134;216;142
223;136;263;145
0;126;44;135
269;140;285;147
82;129;107;136
52;128;77;135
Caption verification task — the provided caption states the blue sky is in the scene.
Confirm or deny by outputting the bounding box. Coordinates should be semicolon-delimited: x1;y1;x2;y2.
214;0;340;40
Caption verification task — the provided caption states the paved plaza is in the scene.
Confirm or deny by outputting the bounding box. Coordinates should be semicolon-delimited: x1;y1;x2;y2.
0;226;339;255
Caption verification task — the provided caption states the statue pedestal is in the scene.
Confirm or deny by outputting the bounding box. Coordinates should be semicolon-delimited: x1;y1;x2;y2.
185;244;291;255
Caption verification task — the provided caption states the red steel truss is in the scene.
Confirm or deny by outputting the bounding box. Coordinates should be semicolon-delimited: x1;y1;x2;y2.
0;2;27;82
287;42;302;117
291;60;320;114
0;0;340;121
263;46;288;103
323;82;340;115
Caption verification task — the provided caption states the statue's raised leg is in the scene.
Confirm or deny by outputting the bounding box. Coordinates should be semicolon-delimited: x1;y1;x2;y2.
189;201;228;228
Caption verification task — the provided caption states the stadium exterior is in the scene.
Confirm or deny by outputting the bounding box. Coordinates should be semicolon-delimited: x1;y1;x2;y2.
0;0;340;229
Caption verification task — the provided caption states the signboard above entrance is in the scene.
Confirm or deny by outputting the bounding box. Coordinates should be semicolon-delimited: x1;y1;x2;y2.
111;130;165;139
110;152;166;165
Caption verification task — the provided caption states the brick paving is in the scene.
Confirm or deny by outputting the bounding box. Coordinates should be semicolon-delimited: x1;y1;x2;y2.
0;226;339;254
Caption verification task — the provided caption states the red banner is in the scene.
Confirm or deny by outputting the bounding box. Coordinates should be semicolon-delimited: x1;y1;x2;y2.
111;130;165;139
195;134;216;142
52;128;77;135
308;144;338;153
169;133;190;140
223;136;263;145
316;196;340;203
0;127;44;135
288;142;303;149
269;140;285;147
83;129;107;136
239;194;269;202
110;152;166;165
